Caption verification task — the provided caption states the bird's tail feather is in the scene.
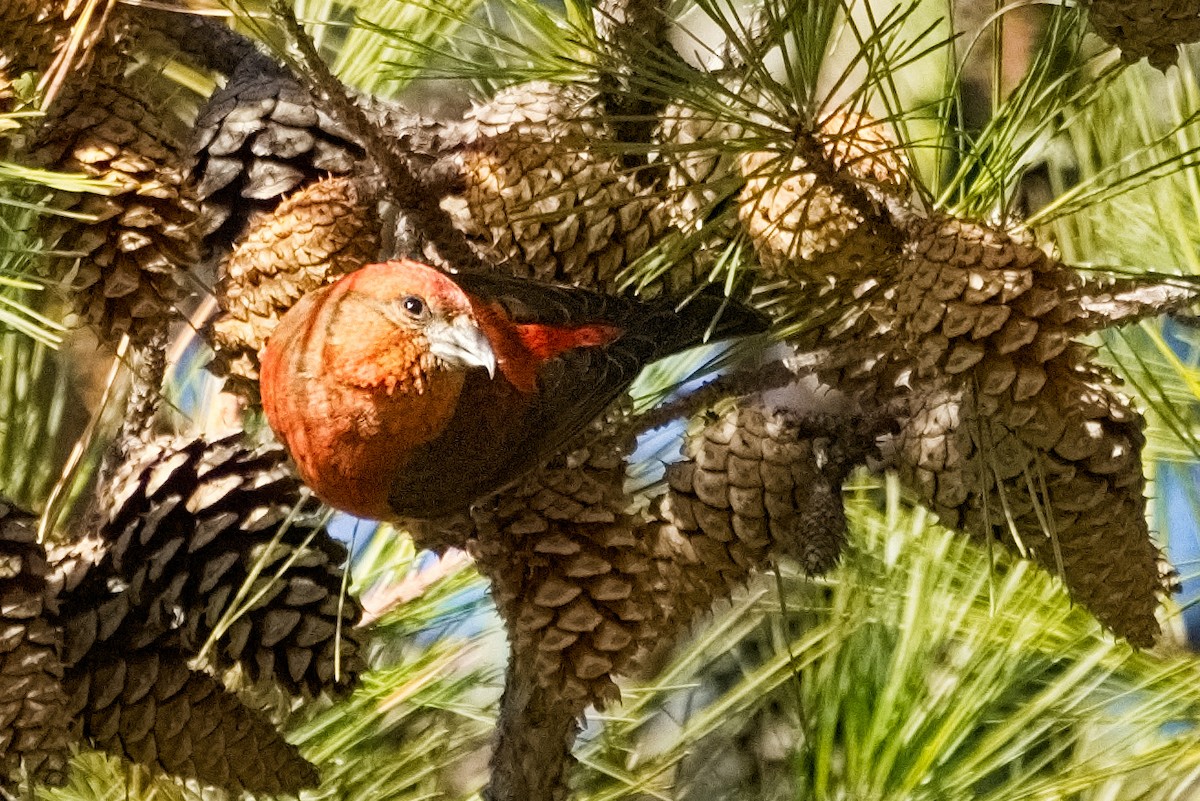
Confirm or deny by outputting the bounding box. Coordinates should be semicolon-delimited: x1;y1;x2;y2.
650;289;771;358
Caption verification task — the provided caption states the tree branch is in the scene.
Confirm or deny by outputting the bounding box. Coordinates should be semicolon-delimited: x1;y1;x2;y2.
485;653;580;801
133;5;261;76
594;0;679;174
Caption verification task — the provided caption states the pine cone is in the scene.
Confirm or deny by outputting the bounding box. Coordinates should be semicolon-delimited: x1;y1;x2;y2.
471;431;655;710
0;502;70;787
657;96;743;232
835;213;1166;644
53;433;363;700
187;50;362;253
207;174;382;395
469;423;658;801
771;205;1182;644
1087;0;1200;71
186;31;451;259
191;50;364;252
738;111;908;282
447;81;667;290
32;28;197;343
645;91;757;296
653;402;881;587
67;649;319;795
881;215;1166;643
894;361;1162;645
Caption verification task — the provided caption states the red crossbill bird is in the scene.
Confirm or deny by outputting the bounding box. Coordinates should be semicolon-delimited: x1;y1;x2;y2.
259;259;768;520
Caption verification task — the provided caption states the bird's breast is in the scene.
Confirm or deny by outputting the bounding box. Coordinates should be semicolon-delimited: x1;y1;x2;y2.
287;370;469;521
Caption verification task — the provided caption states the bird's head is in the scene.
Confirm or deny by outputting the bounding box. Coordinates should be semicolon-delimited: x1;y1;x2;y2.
322;259;497;392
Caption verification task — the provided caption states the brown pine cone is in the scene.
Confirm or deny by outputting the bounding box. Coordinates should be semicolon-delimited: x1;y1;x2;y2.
654;402;882;586
0;502;70;787
206;174;382;395
469;423;656;801
893;360;1163;645
53;433;362;700
471;430;655;710
884;214;1170;644
447;80;667;290
657;95;743;232
31;27;197;343
1087;0;1200;71
644;90;759;297
67;649;319;794
773;206;1187;644
789;215;1200;399
637;399;887;662
738;110;908;283
191;50;365;253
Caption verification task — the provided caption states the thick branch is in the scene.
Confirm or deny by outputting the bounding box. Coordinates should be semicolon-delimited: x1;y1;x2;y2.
630;358;798;436
594;0;677;173
485;653;581;801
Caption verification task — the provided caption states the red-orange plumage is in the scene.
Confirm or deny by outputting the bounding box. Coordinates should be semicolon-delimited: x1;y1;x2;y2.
260;259;767;520
474;301;621;393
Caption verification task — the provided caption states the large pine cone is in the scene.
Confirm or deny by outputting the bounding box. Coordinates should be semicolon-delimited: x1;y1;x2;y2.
191;50;364;253
738;111;908;283
32;25;198;343
472;431;656;710
1086;0;1200;71
633;398;886;664
883;215;1167;644
53;433;363;700
799;212;1169;644
654;402;881;587
447;81;667;290
207;174;382;394
470;427;656;801
770;201;1179;644
0;502;70;788
68;649;318;795
894;361;1163;645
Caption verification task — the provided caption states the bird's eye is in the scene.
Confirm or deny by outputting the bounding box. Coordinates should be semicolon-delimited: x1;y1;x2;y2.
401;296;427;318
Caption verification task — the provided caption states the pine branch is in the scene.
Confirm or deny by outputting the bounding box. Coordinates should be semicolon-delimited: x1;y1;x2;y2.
594;0;684;174
485;653;580;801
630;359;798;436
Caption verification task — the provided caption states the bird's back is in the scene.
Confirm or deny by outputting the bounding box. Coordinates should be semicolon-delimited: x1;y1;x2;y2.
389;273;769;517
